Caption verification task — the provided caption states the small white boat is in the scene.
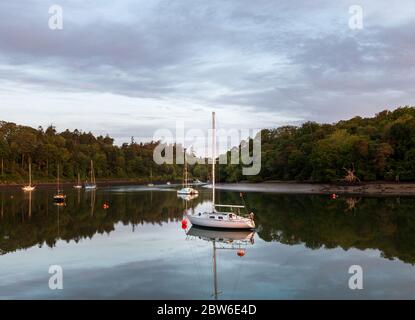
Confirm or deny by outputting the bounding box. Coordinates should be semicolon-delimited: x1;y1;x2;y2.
53;164;66;203
73;172;82;189
22;162;36;192
177;148;198;196
166;181;171;185
187;112;255;230
177;187;198;195
53;193;66;202
22;185;36;192
84;160;97;190
177;193;199;201
148;168;154;187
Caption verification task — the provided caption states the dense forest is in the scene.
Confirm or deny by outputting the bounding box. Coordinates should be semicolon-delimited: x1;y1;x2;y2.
220;106;415;183
0;122;208;184
1;106;415;184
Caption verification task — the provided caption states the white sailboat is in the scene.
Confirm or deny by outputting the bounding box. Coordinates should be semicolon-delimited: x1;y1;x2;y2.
53;164;66;203
84;160;97;190
187;112;255;229
177;148;198;196
73;172;82;189
22;162;36;192
148;168;154;187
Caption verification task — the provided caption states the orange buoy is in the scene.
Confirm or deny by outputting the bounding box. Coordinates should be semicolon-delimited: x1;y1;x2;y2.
181;219;188;229
237;250;245;257
103;203;110;209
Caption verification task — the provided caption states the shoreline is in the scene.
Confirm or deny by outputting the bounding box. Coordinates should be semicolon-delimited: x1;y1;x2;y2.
1;180;415;196
0;179;173;190
212;182;415;196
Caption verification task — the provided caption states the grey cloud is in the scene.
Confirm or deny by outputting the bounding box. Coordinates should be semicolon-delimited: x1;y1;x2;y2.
0;0;414;135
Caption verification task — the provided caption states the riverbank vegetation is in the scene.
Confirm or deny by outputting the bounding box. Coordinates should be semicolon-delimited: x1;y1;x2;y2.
1;106;415;184
220;106;415;183
0;123;208;184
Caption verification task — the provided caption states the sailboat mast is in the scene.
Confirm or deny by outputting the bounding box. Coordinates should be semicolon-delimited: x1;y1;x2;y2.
29;163;31;186
90;160;95;184
184;148;187;188
57;164;60;192
212;112;216;210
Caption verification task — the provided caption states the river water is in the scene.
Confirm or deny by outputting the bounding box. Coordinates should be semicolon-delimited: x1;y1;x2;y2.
0;186;415;299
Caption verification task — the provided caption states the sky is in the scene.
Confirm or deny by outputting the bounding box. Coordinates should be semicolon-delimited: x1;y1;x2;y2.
0;0;414;152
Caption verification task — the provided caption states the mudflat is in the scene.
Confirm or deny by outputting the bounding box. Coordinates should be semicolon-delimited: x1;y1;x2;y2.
211;182;415;196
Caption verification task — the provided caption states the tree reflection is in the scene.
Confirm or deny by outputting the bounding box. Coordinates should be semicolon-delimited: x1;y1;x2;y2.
1;189;415;265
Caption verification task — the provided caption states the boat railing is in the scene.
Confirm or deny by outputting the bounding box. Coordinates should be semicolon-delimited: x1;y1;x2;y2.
214;204;245;208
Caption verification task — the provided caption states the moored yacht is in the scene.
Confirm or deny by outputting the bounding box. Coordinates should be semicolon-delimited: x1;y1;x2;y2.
73;172;82;189
186;112;255;229
22;162;36;192
84;160;97;190
177;148;198;196
53;164;66;203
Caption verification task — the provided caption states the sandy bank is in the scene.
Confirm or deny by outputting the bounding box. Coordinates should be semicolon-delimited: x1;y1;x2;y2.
210;182;415;196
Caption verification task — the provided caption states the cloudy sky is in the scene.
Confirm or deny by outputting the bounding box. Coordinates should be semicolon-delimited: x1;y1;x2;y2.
0;0;414;150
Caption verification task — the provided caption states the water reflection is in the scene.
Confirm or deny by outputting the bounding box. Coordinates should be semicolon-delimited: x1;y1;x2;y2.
0;189;415;266
186;226;255;299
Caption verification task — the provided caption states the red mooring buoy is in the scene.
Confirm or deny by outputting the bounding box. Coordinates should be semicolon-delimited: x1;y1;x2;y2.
237;250;246;257
103;203;110;209
331;193;337;199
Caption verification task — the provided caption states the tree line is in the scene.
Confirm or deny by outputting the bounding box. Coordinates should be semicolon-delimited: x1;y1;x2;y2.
2;105;415;184
0;122;208;184
220;106;415;182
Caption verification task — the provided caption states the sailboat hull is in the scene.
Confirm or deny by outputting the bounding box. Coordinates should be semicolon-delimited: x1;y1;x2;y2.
177;187;198;195
187;226;254;242
53;196;66;203
187;213;255;229
22;186;36;192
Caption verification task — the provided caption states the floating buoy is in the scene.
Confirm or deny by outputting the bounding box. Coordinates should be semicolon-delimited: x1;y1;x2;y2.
181;219;188;229
331;193;337;199
237;250;245;257
102;203;110;209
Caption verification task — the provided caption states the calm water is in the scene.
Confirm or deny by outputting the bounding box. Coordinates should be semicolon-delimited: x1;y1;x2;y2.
1;186;415;299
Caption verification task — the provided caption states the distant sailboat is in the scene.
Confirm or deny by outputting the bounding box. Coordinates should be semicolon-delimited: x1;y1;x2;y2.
73;172;82;189
177;148;198;196
187;112;255;229
85;160;97;190
22;162;36;192
148;168;154;187
53;164;66;203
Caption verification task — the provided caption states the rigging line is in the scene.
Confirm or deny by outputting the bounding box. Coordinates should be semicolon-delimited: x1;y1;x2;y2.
240;192;250;215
